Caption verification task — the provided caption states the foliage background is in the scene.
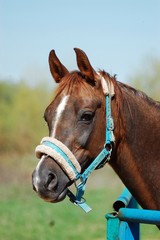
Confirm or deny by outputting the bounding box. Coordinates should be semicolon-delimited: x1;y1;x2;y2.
0;58;160;239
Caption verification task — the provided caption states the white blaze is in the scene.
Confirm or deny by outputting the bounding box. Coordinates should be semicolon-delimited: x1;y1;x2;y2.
33;155;46;192
51;95;70;137
34;95;70;192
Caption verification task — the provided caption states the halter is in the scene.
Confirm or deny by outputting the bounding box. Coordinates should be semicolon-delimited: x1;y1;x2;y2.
35;75;115;213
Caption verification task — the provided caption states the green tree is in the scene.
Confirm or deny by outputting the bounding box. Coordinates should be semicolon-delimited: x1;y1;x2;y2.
0;80;55;154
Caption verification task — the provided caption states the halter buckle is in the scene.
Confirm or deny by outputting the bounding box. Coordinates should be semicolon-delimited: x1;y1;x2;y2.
67;189;92;213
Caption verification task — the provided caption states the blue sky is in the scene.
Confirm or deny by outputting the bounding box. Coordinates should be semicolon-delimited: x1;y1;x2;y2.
1;0;160;85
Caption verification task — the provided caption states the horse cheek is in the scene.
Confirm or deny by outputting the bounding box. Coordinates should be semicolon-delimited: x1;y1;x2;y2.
75;125;92;148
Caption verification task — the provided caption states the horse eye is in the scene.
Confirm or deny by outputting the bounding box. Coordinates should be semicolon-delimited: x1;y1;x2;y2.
81;111;94;122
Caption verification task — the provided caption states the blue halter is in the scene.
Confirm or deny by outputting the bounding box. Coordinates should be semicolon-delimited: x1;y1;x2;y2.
40;94;114;212
67;94;114;212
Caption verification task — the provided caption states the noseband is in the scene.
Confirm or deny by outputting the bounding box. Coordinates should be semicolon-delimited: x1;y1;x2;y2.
35;75;115;212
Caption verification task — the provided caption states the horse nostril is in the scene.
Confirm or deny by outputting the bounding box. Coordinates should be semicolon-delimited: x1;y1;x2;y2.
45;173;58;191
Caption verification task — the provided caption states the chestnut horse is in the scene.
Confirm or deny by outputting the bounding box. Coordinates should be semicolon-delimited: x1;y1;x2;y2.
32;48;160;214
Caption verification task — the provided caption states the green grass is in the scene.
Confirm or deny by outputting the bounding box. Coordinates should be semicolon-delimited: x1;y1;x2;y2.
0;154;159;239
0;185;116;240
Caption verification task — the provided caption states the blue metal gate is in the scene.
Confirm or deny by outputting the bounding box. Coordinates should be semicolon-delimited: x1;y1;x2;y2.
105;188;160;240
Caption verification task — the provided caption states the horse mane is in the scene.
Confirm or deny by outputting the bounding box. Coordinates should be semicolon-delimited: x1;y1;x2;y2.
118;80;160;109
98;70;160;134
55;69;160;110
99;70;160;109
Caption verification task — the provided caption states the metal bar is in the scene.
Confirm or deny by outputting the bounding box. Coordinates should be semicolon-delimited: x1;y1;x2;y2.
113;188;132;211
127;197;140;239
112;188;140;239
105;213;119;240
106;188;160;240
119;221;136;240
118;208;160;225
105;212;139;240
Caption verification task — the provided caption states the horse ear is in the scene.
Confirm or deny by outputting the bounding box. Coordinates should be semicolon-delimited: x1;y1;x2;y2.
74;48;96;81
49;50;69;83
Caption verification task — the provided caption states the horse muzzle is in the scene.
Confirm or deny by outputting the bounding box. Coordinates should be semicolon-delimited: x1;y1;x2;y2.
32;137;81;203
32;154;70;203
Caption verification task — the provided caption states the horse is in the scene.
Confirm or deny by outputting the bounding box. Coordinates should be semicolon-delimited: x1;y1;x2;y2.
32;48;160;214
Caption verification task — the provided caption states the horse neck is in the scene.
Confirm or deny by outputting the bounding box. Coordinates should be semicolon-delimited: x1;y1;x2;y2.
110;87;160;210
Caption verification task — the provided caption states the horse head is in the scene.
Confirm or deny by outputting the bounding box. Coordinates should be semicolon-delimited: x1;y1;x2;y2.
32;49;116;204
